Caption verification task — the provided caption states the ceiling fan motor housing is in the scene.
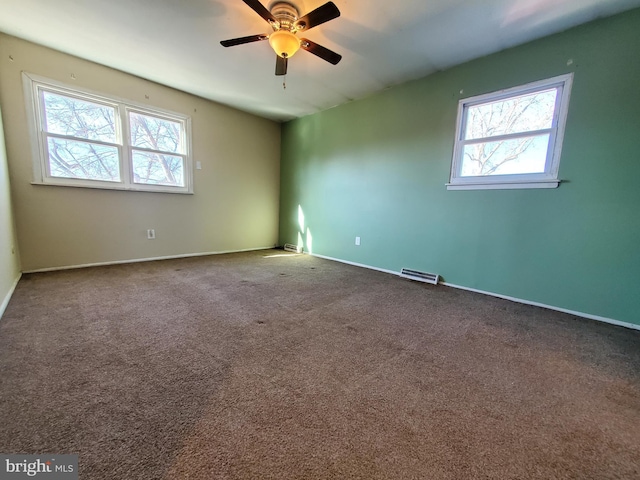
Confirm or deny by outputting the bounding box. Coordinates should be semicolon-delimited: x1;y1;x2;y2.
269;2;302;58
269;2;300;31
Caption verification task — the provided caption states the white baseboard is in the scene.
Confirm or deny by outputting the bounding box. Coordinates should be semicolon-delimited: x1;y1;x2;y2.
22;246;276;274
17;247;640;332
440;282;640;332
310;252;400;277
308;252;640;332
0;273;22;319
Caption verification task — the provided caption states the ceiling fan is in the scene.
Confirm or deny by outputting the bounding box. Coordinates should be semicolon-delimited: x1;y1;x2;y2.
220;0;342;76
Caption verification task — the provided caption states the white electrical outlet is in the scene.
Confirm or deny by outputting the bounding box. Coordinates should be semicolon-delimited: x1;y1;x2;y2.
196;161;202;170
147;229;156;239
355;236;361;246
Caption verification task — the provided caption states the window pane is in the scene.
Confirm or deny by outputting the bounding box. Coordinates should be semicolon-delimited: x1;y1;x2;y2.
129;112;183;154
465;88;557;140
47;137;120;181
43;91;117;143
460;134;550;177
131;150;184;186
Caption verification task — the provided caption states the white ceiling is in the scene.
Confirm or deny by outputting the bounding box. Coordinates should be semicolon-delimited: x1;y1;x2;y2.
1;0;639;122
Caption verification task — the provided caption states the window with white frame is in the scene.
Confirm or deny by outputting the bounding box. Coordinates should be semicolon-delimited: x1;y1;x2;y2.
23;73;193;194
448;74;573;190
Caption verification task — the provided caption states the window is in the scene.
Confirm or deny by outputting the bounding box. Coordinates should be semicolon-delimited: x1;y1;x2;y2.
448;74;573;190
23;73;193;194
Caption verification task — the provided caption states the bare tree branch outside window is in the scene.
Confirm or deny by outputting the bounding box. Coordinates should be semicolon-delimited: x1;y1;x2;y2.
129;112;184;186
460;89;557;177
43;92;120;181
41;91;186;187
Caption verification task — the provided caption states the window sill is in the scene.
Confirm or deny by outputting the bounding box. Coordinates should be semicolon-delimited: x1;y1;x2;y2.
31;181;194;195
446;179;561;191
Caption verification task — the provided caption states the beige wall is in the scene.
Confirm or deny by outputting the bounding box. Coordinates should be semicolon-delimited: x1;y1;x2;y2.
0;105;21;316
0;33;281;271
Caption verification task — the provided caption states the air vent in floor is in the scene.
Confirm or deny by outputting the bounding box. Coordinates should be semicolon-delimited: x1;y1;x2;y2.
284;243;302;253
400;268;439;285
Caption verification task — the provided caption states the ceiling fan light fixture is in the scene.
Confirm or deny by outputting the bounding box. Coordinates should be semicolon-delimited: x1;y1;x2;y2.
220;0;342;76
269;30;300;58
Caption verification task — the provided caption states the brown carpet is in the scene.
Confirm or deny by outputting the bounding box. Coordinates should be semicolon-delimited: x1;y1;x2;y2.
0;249;639;479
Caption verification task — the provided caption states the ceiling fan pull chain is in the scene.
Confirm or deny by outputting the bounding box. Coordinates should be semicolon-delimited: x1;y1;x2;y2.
283;73;287;90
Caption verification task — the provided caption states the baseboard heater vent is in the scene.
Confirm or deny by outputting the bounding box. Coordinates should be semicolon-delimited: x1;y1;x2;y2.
400;268;439;285
284;243;302;253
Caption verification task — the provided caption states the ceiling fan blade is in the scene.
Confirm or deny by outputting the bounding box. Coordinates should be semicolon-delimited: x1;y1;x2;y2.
242;0;278;24
295;1;340;31
300;39;342;65
275;55;288;76
220;34;268;47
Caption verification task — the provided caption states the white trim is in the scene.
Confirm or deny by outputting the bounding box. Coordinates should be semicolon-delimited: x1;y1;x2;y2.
308;252;640;332
449;73;573;190
22;72;193;194
0;273;22;319
22;72;186;131
440;282;640;332
309;252;400;277
29;180;194;195
446;180;560;190
22;247;275;273
18;247;640;332
460;74;572;107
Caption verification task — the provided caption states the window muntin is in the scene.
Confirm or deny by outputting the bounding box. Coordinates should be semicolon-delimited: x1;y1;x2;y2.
449;74;573;190
24;73;193;194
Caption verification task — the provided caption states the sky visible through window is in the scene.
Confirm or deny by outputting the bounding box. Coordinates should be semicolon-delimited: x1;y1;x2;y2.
461;88;557;177
42;90;185;186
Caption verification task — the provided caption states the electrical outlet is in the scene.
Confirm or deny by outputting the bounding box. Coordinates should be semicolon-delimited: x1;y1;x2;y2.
147;229;156;239
355;236;361;246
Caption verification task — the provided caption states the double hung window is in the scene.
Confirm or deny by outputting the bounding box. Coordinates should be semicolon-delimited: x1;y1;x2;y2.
448;74;573;190
24;73;193;194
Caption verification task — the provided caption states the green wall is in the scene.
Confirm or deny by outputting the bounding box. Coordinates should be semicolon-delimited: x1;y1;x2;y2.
279;9;640;326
